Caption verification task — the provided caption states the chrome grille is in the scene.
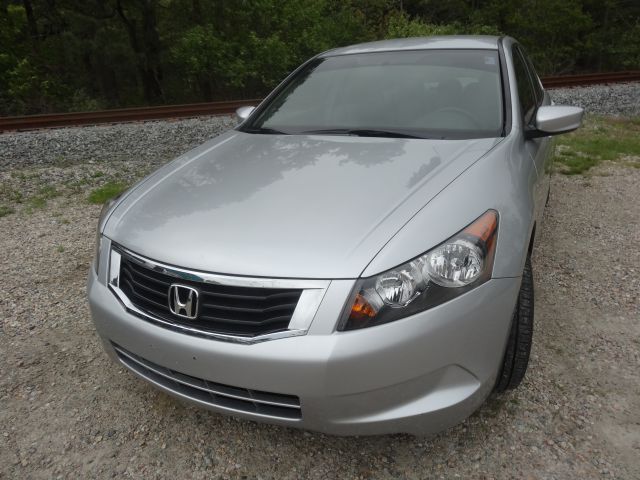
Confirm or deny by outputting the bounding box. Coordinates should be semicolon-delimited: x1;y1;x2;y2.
113;343;302;420
117;251;303;337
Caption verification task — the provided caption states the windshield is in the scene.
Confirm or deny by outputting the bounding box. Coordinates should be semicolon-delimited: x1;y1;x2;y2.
243;49;504;139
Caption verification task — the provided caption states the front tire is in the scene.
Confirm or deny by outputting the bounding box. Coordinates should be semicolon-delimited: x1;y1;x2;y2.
494;256;534;392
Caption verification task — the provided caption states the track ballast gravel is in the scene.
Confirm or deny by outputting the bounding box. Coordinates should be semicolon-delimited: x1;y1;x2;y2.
0;115;236;169
549;82;640;117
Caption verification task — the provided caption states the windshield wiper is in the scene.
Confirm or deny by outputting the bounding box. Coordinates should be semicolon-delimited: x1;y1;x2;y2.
300;128;425;139
243;127;290;135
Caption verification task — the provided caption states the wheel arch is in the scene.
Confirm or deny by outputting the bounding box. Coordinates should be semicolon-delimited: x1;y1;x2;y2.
528;223;536;257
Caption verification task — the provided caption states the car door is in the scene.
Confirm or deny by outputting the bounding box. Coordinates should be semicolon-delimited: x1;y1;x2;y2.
521;47;553;213
512;45;551;226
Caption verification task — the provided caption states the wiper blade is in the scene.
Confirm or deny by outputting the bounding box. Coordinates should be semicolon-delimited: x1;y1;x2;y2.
348;129;425;139
301;128;424;139
243;127;290;135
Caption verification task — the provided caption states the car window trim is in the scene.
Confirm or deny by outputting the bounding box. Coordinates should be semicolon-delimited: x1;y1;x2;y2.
512;44;538;128
516;45;544;107
497;37;512;136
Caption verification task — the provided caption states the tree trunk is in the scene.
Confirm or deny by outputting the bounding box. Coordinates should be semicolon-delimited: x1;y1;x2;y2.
597;3;611;72
115;0;164;104
191;0;202;24
22;0;39;39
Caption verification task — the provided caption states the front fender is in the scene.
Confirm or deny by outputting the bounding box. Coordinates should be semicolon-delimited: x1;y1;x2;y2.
362;136;536;279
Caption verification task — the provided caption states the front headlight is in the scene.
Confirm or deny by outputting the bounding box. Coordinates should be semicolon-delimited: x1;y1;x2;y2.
94;194;124;274
339;210;498;331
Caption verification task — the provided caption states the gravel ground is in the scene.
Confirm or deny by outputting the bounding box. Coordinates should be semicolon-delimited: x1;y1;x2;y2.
549;82;640;117
0;115;236;169
1;160;638;479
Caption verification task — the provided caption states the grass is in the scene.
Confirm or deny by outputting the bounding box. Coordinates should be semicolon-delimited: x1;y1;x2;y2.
53;155;73;168
65;177;94;194
88;181;129;204
0;184;24;204
0;205;15;217
25;185;61;213
555;115;640;175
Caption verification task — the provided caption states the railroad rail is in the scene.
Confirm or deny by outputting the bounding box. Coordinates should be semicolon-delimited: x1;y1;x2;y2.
0;99;261;132
1;71;639;132
542;70;640;88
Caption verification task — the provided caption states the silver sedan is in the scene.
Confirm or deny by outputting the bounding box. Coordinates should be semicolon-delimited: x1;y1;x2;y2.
88;35;583;435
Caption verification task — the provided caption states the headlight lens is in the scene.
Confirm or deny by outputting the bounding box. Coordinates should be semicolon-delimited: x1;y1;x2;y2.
425;239;483;287
375;263;422;307
339;210;498;331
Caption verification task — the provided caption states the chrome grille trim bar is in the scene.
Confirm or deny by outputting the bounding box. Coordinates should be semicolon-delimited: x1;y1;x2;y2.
112;344;301;421
107;244;330;344
119;245;330;289
113;345;300;409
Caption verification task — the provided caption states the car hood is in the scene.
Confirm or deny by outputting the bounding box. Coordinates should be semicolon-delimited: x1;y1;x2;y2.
105;131;501;278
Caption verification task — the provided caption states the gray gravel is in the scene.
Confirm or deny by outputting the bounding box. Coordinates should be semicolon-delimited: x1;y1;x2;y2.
549;82;640;117
0;115;236;169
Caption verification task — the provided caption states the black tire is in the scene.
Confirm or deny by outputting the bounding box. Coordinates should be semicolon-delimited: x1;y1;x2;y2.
545;185;551;207
494;256;534;392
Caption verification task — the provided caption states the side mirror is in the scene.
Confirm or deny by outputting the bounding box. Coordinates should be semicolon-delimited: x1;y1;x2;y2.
526;105;584;139
235;106;256;123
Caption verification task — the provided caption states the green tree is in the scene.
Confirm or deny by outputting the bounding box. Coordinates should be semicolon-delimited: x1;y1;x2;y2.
168;0;369;99
384;10;498;38
0;0;638;114
472;0;592;74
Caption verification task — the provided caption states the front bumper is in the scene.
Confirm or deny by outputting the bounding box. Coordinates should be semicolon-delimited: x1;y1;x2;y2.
88;267;520;436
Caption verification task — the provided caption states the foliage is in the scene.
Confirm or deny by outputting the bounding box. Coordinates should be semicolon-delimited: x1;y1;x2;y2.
0;0;638;114
0;205;15;217
472;0;592;73
24;185;60;212
88;182;129;204
385;11;498;38
556;116;640;174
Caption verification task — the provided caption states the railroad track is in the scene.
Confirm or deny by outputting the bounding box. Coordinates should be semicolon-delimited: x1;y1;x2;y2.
1;71;639;132
0;99;262;132
541;70;640;88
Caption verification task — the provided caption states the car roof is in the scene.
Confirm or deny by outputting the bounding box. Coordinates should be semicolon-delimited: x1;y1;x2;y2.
320;36;501;57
